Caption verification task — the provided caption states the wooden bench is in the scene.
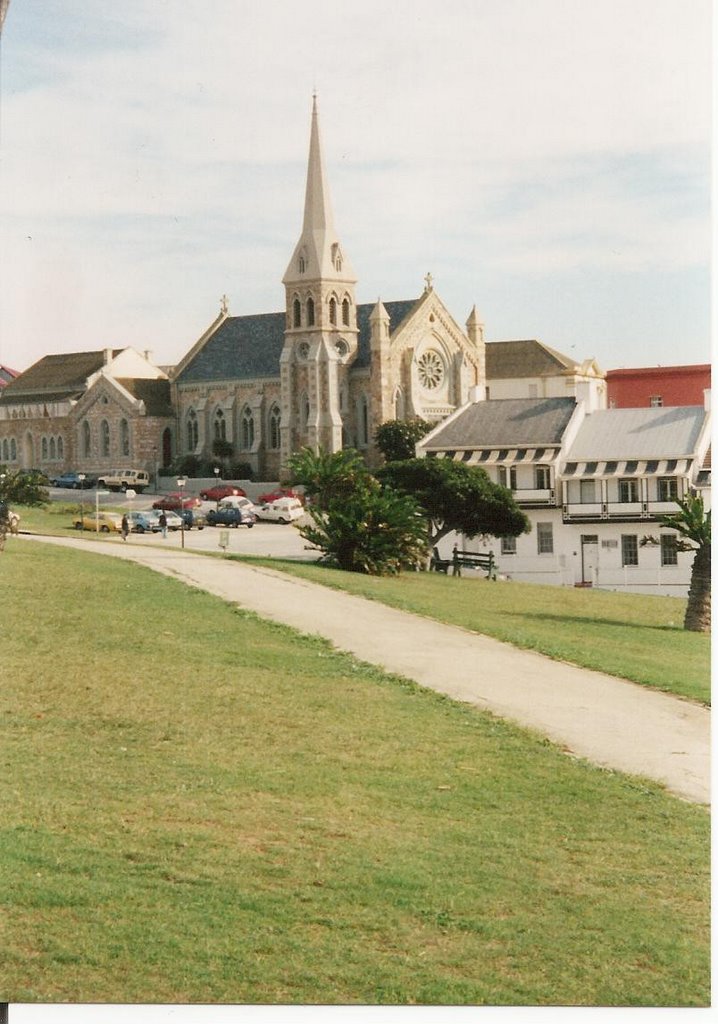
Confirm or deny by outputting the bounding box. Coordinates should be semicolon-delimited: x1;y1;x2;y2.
430;547;498;579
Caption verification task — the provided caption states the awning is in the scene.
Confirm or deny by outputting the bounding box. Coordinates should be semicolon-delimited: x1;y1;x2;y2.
561;458;693;478
437;447;560;466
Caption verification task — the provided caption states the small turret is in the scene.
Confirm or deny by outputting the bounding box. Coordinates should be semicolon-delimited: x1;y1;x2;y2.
465;305;484;346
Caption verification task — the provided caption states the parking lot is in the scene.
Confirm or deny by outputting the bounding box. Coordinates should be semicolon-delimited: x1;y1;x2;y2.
48;485;317;561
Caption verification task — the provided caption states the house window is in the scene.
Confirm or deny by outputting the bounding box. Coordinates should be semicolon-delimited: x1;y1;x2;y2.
101;420;110;457
186;409;199;452
661;534;678;566
293;297;301;328
241;407;254;450
619;478;639;503
268;404;281;450
213;408;227;442
580;479;596;503
537;522;553;554
621;535;639;566
329;297;337;326
657;477;678;502
306;296;315;326
535;465;551;490
498;466;517;490
501;536;517;555
120;419;130;457
649;395;663;407
82;420;91;458
342;298;350;326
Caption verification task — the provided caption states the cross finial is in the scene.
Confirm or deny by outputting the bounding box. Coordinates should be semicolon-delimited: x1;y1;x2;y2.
424;272;433;292
220;294;229;315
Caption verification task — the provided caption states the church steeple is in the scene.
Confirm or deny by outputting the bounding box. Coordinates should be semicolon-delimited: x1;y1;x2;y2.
283;95;356;287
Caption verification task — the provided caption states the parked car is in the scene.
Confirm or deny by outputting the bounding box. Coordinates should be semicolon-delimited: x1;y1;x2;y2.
96;469;150;493
73;511;123;533
126;510;162;534
152;493;203;512
198;483;247;502
177;508;206;530
216;495;256;512
257;487;304;505
206;505;256;528
254;497;305;523
53;471;96;489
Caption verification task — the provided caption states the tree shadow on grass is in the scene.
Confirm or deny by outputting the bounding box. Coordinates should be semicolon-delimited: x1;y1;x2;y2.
500;610;686;634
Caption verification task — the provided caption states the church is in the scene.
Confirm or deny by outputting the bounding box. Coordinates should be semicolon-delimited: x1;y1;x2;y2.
171;97;488;479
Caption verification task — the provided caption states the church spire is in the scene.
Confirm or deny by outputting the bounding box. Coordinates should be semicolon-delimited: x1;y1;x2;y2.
283;95;356;286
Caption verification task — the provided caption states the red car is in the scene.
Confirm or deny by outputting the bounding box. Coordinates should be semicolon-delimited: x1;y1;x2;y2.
198;484;247;502
152;493;203;511
257;487;304;505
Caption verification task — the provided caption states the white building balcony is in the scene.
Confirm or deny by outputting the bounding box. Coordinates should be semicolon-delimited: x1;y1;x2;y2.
514;487;556;506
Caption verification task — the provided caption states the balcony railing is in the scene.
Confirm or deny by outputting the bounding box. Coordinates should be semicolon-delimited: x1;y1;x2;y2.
514;487;556;506
563;499;680;521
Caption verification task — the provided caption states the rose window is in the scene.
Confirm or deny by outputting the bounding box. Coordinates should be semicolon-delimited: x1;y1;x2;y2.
417;350;444;389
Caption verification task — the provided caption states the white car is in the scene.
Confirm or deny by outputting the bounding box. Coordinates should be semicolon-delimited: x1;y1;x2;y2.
254;497;305;523
217;495;257;513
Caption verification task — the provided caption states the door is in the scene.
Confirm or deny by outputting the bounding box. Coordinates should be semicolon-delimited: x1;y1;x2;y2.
578;534;599;585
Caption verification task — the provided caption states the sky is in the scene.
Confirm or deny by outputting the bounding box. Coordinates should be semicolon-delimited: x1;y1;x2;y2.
0;0;713;377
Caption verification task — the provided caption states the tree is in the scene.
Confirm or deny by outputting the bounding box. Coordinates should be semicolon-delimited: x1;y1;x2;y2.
287;446;375;510
377;457;530;549
298;486;428;575
374;419;432;463
660;494;711;633
0;467;49;507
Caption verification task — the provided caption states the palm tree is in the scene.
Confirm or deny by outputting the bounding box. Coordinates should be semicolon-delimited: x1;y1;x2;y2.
660;493;711;632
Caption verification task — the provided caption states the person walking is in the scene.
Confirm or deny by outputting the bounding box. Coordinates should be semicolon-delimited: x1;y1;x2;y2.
121;513;129;542
158;510;168;539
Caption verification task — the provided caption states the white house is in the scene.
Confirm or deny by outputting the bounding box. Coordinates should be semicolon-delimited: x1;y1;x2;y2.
419;391;711;597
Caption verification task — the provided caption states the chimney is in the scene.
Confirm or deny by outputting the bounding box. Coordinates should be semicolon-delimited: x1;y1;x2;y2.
144;350;153;364
103;348;113;365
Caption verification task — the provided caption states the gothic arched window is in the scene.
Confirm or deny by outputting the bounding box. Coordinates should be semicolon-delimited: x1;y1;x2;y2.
57;436;64;460
41;436;48;460
213;408;226;442
49;436;56;460
342;298;350;326
120;418;130;457
101;420;111;457
306;296;315;326
329;297;337;326
298;254;306;274
300;393;310;432
268;404;281;450
358;394;370;448
241;407;254;450
10;438;17;461
293;297;301;328
82;421;91;458
1;439;7;460
187;409;199;452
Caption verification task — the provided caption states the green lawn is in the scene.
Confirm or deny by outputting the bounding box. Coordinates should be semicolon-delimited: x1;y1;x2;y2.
0;541;710;1005
249;559;710;704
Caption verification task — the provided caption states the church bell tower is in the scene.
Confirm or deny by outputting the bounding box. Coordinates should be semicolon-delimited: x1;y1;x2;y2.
280;95;359;463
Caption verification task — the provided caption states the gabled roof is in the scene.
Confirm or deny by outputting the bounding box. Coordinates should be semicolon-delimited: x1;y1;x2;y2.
422;397;577;451
176;299;418;383
486;339;580;379
565;406;707;461
115;378;174;417
0;351;118;403
0;365;19;387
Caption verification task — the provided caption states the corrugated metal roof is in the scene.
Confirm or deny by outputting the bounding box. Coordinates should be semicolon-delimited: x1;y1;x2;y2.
422;397;577;450
566;406;707;460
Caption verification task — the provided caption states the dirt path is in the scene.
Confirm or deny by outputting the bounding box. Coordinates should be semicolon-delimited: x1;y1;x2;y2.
23;535;710;804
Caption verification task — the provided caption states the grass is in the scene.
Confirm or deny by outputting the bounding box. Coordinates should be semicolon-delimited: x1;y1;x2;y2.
0;541;710;1005
245;559;711;704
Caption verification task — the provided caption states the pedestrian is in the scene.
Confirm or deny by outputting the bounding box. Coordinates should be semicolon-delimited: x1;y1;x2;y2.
159;510;168;539
121;513;129;541
452;544;462;577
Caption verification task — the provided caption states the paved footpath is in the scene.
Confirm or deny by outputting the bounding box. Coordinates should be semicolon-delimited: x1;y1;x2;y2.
24;535;710;804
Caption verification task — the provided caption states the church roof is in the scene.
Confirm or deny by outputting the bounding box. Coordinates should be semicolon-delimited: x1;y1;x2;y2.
0;350;119;403
422;397;577;451
177;299;417;383
115;378;174;417
486;339;580;379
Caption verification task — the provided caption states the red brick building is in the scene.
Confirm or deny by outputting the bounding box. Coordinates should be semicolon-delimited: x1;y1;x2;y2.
606;364;710;409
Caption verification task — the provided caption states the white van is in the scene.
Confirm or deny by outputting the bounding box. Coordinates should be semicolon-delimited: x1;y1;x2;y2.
254;497;305;523
96;469;151;493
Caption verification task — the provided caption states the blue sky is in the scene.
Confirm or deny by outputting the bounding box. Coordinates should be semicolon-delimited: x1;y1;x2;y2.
0;0;712;375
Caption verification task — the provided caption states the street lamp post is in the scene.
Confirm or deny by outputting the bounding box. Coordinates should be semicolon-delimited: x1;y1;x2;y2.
77;473;86;527
177;476;186;549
